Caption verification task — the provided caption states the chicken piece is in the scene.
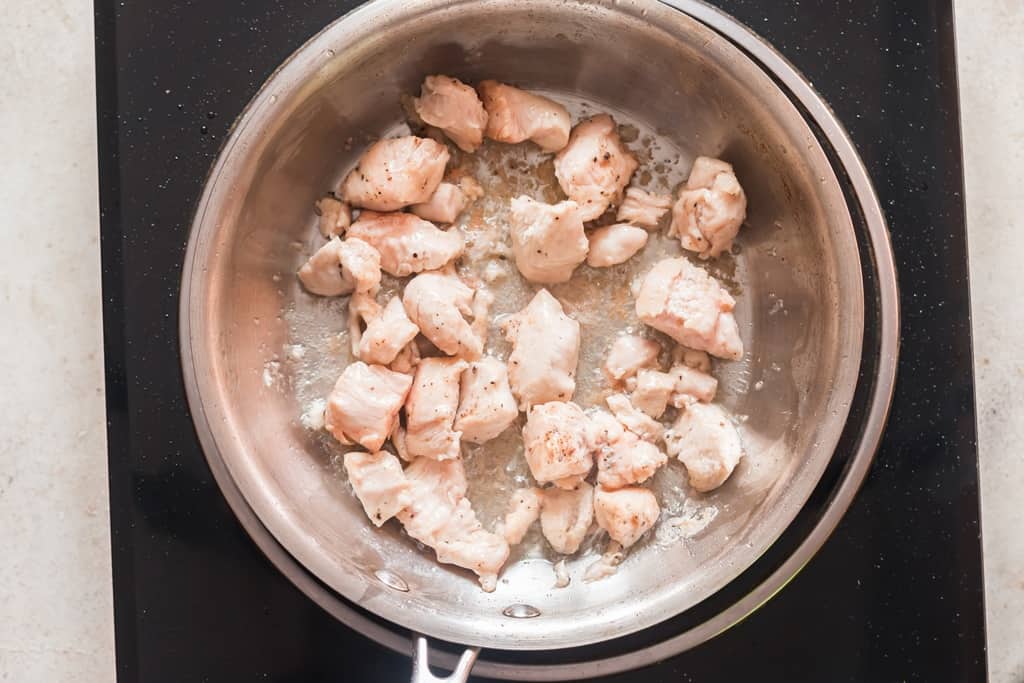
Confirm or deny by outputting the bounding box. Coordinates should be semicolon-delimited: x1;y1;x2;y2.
343;451;411;527
522;402;595;489
664;403;743;493
348;292;382;357
502;289;581;409
478;80;571;152
410;177;484;224
635;258;744;360
325;362;413;452
606;394;664;442
553;559;571;588
347;211;463;277
500;488;542;545
397;458;510;591
316;195;352;238
298;237;380;297
587;409;627;448
340;136;450;212
508;196;589;284
357;297;420;366
593;486;660;548
629;369;677;419
670;156;748;259
597;431;668;489
539;482;594;554
586;223;649;268
454;358;519;444
403;271;484;359
616;187;673;228
414;75;489;153
668;363;718;407
404;357;469;461
554;114;639;222
389;342;421;376
603;335;662;383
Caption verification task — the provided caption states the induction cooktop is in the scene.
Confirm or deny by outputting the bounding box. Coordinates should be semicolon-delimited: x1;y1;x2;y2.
95;1;986;681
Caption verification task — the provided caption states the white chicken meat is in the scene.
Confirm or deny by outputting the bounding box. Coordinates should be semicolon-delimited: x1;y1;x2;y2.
297;237;381;297
586;223;649;268
414;75;489;153
616;187;673;228
635;257;744;361
325;362;413;452
316;195;352;238
554;114;639;222
340;136;450;212
628;369;677;419
664;402;743;493
477;80;571;152
410;177;484;225
539;482;594;554
596;431;668;490
605;393;664;442
593;486;660;548
346;211;463;277
603;334;662;383
667;362;718;407
509;196;589;284
454;357;519;444
500;488;542;545
356;296;420;366
402;271;485;359
670;156;748;259
502;289;581;410
397;457;510;592
404;357;468;461
521;402;595;489
343;451;411;527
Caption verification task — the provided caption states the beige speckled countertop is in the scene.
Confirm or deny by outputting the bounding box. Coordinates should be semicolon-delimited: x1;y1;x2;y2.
0;0;1020;680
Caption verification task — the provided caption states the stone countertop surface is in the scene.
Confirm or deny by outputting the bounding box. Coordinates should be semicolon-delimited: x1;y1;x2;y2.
0;0;1019;680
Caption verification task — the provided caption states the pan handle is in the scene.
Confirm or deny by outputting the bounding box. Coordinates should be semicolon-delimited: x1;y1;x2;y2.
411;635;479;683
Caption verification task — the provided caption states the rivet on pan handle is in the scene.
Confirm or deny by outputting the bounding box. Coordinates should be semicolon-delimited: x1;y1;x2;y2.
410;635;479;683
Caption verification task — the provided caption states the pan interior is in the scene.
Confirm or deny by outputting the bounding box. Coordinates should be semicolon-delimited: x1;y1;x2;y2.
183;0;863;650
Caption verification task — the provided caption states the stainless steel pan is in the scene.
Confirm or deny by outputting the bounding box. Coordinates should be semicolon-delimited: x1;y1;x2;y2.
180;0;898;679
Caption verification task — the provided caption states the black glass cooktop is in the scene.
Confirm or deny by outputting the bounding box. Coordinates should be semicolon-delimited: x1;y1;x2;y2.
95;1;985;681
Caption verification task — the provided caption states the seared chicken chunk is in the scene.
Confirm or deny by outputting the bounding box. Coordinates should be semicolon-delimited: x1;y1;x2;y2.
628;369;677;419
454;358;519;444
668;363;718;407
539;482;594;554
593;486;660;548
297;237;381;297
554;114;639;221
397;458;509;591
603;335;662;383
325;362;413;452
673;346;712;373
522;402;595;489
316;195;352;238
404;357;469;461
635;257;743;360
509;196;589;284
347;211;463;277
414;75;489;153
502;289;581;409
616;187;673;228
597;431;667;489
586;223;649;268
478;80;571;152
664;402;743;493
500;488;542;545
343;451;411;526
410;177;484;224
340;136;450;212
606;394;664;442
670;156;748;259
357;296;420;366
403;271;485;359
